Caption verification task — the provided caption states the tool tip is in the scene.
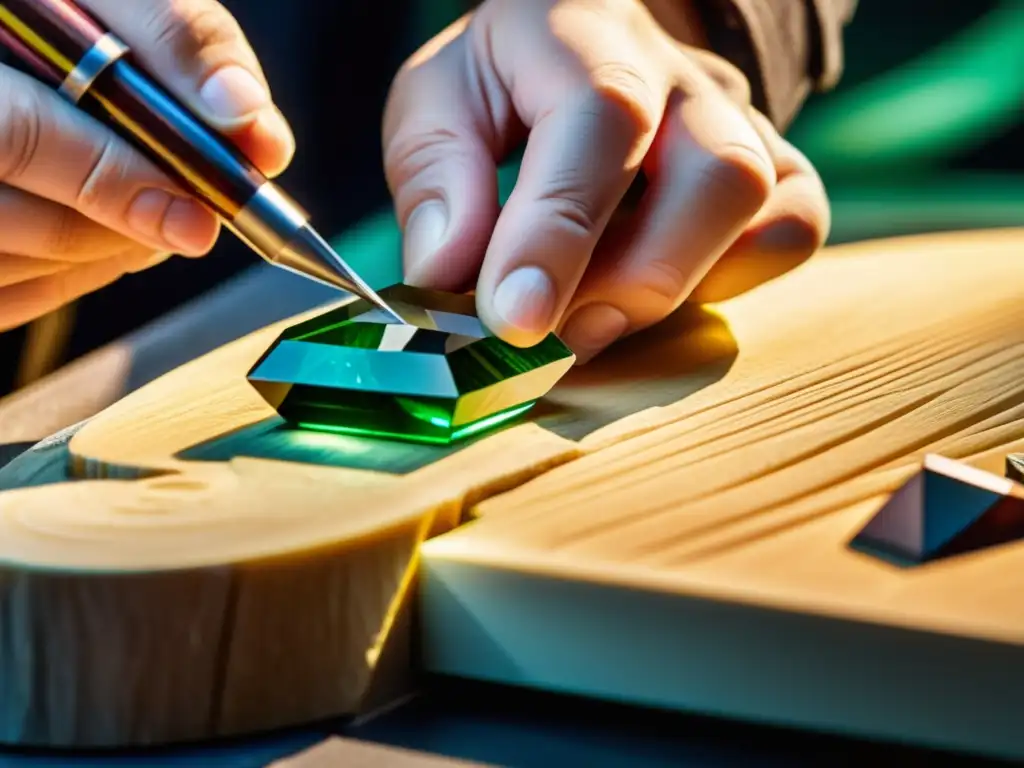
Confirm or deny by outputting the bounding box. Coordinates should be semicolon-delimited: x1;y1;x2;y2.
279;225;411;322
378;300;409;325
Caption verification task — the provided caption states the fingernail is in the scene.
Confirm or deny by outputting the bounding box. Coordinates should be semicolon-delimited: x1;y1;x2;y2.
560;303;629;364
403;201;448;284
127;190;216;255
492;266;558;338
199;65;270;123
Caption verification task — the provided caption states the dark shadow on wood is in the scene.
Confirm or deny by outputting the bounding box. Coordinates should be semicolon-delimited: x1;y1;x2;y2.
537;304;740;441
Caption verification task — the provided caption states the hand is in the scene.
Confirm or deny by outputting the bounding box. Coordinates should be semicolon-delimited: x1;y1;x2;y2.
383;0;830;363
0;0;293;332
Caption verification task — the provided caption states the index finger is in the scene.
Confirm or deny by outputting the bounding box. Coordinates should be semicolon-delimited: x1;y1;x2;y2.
476;69;665;347
79;0;293;176
0;65;218;256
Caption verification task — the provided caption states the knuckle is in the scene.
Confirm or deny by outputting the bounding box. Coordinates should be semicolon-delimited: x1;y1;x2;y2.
383;126;462;188
0;77;43;182
535;184;601;239
632;258;690;309
75;136;130;212
584;61;658;136
144;0;243;60
721;62;752;106
699;146;773;209
689;50;751;106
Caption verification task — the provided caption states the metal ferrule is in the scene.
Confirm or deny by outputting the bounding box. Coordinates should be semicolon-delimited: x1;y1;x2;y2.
229;181;309;263
57;31;127;104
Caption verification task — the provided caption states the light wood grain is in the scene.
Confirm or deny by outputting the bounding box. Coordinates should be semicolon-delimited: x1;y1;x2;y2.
4;228;1024;756
422;228;1024;761
269;736;489;767
0;342;131;444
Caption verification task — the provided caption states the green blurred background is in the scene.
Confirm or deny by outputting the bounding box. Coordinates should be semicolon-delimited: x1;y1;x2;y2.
3;0;1024;394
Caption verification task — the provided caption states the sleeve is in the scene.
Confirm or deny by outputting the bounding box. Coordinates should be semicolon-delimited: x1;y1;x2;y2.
691;0;858;129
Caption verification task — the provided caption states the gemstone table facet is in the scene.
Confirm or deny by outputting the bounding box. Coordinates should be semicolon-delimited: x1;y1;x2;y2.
247;284;576;444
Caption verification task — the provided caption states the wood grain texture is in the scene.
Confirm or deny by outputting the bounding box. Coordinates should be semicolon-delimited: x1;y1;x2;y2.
421;228;1024;761
4;229;1024;755
269;736;488;767
0;293;582;746
0;342;130;444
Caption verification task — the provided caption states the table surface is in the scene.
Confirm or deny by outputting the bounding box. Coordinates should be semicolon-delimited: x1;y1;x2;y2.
0;427;1003;767
1;230;1021;767
0;272;1015;768
0;676;1002;768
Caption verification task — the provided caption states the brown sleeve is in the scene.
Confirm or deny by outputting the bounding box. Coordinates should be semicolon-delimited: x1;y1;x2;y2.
692;0;858;129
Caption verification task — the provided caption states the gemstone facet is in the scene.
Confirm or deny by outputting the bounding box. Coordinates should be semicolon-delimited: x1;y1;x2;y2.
247;284;576;444
1006;453;1024;483
851;453;1024;564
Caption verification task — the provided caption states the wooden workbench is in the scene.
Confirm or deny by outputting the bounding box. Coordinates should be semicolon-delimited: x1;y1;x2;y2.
1;228;1024;760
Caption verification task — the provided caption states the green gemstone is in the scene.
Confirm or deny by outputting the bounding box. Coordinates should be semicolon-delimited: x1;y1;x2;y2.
247;284;576;444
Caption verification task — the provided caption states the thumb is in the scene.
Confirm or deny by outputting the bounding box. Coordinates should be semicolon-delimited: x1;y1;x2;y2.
382;18;505;292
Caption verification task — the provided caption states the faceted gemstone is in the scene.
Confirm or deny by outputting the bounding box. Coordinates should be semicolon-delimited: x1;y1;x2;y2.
247;284;575;444
851;453;1024;564
1006;453;1024;483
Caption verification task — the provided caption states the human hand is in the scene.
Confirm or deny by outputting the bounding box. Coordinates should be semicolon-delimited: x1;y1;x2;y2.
383;0;830;363
0;0;293;332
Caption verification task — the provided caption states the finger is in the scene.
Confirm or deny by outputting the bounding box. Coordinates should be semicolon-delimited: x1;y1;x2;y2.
0;254;72;288
690;115;830;303
225;106;294;179
125;250;173;273
0;185;147;262
0;65;220;256
382;17;505;292
0;248;153;332
681;48;752;108
80;0;294;175
475;46;669;346
561;75;775;363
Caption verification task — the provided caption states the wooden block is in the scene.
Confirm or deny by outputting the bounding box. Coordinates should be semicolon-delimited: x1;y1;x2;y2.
5;228;1024;756
418;229;1024;761
268;737;488;767
0;319;579;747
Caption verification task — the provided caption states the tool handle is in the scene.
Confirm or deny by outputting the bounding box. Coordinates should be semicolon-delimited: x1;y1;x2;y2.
0;0;268;219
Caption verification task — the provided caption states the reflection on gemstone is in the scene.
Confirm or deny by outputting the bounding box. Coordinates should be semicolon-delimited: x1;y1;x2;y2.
850;453;1024;565
248;284;575;444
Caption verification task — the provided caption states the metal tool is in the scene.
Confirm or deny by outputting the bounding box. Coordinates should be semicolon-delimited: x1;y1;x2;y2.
0;0;406;323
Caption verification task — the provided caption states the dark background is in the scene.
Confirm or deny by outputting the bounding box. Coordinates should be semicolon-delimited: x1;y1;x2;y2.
1;0;1022;394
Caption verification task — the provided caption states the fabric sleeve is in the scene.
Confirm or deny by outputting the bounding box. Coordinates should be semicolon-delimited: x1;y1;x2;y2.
692;0;858;129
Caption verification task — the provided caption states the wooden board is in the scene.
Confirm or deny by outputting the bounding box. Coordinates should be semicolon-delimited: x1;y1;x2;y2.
268;736;488;767
3;228;1024;756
